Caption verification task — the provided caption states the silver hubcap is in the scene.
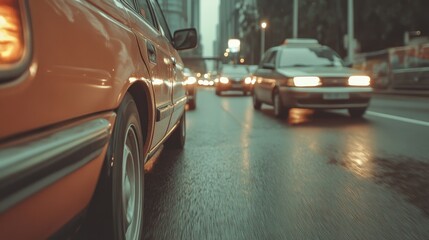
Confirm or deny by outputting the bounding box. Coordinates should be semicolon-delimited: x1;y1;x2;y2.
122;125;142;240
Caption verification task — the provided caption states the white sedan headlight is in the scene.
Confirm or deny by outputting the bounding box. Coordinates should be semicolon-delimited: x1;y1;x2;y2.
293;76;321;87
244;77;252;84
348;76;371;86
220;77;229;84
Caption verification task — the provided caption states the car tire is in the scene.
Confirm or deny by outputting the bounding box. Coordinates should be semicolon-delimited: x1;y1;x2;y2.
85;93;144;240
165;112;186;149
273;90;288;118
253;92;262;110
348;107;367;118
215;90;221;96
188;99;196;110
243;91;247;96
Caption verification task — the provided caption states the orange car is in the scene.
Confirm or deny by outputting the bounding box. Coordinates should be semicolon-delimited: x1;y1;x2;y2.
0;0;196;239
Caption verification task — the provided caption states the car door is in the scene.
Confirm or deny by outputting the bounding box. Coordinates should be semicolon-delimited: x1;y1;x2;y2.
126;0;174;149
149;0;187;134
255;50;278;103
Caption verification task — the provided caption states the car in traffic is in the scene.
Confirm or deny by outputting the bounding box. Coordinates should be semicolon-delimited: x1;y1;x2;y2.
252;39;372;118
215;64;253;96
183;67;197;110
0;0;197;239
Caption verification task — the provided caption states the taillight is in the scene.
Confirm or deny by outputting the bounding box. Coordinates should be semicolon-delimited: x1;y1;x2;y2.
0;1;24;64
0;0;30;82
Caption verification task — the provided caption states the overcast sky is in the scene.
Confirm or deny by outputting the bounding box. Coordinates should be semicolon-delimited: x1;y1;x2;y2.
200;0;220;57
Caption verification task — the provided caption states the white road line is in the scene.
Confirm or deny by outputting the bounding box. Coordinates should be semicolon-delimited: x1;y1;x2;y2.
367;111;429;127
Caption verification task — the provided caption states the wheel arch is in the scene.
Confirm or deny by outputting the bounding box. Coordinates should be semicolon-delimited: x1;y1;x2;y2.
127;81;155;158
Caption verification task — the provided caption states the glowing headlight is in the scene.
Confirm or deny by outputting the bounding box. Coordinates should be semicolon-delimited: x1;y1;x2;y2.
293;76;321;87
244;77;252;84
220;77;229;84
0;3;25;65
348;76;371;86
251;76;257;84
184;76;197;85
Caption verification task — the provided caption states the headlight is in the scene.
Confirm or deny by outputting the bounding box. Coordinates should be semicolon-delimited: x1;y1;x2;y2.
220;77;229;84
348;76;371;86
251;76;257;84
184;76;197;85
244;77;252;84
293;76;321;87
0;3;24;65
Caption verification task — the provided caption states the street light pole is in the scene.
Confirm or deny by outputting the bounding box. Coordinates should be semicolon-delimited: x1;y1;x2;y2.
260;21;267;61
293;0;298;38
347;0;354;63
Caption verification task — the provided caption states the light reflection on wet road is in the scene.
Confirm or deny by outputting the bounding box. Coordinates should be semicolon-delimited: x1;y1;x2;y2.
143;89;429;240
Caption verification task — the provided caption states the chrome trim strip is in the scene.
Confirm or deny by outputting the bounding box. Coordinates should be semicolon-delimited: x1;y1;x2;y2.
173;96;187;108
0;118;111;213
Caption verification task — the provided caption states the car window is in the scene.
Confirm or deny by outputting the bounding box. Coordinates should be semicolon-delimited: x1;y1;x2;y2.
261;51;272;64
279;47;344;67
135;0;156;27
150;0;173;42
266;50;277;65
222;65;249;75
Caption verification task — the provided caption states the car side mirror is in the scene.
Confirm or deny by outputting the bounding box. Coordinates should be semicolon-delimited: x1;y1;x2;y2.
262;63;275;70
173;28;198;50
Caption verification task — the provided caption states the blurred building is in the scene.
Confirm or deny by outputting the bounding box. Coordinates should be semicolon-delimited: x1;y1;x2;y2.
217;0;240;59
158;0;206;72
217;0;258;63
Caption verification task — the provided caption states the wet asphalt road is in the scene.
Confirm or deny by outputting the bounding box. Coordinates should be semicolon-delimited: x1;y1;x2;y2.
142;89;429;240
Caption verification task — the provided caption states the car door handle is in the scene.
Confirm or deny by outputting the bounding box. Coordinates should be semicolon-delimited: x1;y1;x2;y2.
147;41;156;64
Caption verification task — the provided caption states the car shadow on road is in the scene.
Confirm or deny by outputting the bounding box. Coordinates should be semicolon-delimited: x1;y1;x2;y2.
258;107;371;127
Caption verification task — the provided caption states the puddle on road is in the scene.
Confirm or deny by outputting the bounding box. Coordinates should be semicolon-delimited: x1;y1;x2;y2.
328;153;429;217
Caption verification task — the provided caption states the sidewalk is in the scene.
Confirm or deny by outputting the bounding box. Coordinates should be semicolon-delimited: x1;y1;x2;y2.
373;88;429;98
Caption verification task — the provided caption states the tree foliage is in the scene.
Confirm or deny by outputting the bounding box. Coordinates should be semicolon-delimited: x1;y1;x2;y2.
240;0;429;63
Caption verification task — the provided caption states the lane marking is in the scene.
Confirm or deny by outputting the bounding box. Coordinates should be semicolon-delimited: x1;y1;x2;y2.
367;111;429;127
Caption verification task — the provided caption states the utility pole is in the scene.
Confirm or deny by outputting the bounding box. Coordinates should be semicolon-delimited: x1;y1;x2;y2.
293;0;298;38
347;0;354;63
260;22;267;61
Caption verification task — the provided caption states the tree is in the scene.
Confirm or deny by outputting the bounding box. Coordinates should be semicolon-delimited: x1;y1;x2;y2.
241;0;429;58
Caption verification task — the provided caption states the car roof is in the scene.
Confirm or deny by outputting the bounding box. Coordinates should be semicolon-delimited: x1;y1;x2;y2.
270;38;323;50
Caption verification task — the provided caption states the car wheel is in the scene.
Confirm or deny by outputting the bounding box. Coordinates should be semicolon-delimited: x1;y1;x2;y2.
215;90;221;96
273;90;288;118
348;107;367;118
243;91;247;96
86;93;144;240
165;112;186;149
188;99;196;110
253;92;262;110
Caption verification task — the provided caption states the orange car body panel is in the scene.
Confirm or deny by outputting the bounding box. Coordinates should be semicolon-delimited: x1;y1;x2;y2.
0;0;186;238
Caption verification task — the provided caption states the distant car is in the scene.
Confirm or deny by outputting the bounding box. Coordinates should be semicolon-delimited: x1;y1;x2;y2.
252;39;372;118
0;0;197;239
215;64;253;95
183;68;197;110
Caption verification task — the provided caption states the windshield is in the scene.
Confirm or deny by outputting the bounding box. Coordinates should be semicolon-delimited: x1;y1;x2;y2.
221;65;250;76
279;47;345;68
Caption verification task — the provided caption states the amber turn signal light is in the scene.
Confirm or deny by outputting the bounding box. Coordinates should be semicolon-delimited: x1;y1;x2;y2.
0;1;24;65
